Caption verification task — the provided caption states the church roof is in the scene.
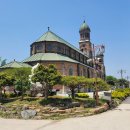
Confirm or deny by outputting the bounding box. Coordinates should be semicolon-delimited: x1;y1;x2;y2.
35;30;87;57
23;53;78;63
79;21;90;32
0;61;32;69
23;53;95;69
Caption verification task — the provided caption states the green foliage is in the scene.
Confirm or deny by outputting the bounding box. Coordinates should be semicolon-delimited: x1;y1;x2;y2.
106;76;117;86
40;95;72;106
112;88;130;100
5;93;17;98
106;75;129;88
14;68;31;80
14;68;31;100
31;64;62;99
62;76;79;99
75;93;89;98
0;73;14;87
75;98;96;107
117;79;129;88
112;91;126;100
62;76;79;88
87;78;109;91
14;80;31;93
62;76;109;99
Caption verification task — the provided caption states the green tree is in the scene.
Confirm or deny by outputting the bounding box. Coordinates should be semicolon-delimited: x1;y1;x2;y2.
31;64;62;100
117;79;129;88
85;78;109;105
106;76;117;86
62;76;79;99
76;76;92;92
0;73;14;99
14;68;31;100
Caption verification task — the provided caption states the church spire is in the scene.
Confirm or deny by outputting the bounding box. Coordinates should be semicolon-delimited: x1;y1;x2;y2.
79;21;92;58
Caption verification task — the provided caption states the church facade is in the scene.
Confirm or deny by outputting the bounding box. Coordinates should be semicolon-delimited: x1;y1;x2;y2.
23;21;106;79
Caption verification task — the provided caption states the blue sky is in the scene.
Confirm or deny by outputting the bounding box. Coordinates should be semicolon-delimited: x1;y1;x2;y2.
0;0;130;78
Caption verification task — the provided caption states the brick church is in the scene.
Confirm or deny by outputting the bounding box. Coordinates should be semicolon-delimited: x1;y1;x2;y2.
23;21;106;79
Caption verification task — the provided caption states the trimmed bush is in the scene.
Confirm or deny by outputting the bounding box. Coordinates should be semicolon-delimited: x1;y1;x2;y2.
4;93;17;98
75;93;89;98
112;88;130;100
75;98;96;107
40;95;72;107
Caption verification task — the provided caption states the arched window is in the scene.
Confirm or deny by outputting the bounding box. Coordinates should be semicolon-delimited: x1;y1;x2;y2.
80;70;83;76
69;67;73;76
83;68;86;77
62;63;65;76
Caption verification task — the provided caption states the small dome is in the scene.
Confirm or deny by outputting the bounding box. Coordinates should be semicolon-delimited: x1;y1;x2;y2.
79;20;90;32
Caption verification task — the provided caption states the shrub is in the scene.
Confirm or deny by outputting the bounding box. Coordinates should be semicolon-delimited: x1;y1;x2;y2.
75;98;96;107
112;91;125;100
40;95;72;106
5;93;17;98
75;93;89;98
112;88;130;100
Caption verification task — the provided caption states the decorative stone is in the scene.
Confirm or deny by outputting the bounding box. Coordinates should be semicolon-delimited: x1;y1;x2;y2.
22;104;29;110
29;106;36;109
0;105;6;111
55;110;66;114
65;109;72;113
35;109;41;113
34;116;42;120
36;93;43;97
21;110;36;119
12;104;17;106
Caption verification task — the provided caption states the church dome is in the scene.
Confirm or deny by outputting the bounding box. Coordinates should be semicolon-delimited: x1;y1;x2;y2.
79;20;90;32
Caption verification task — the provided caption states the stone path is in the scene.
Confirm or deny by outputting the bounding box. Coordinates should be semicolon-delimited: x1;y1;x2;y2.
1;97;130;130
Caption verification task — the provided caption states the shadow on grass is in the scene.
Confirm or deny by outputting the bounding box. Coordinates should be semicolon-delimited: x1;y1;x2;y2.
22;97;40;102
0;97;20;104
39;97;72;107
0;97;40;104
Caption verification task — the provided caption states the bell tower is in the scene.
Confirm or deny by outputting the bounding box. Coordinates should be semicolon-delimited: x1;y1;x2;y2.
79;21;92;58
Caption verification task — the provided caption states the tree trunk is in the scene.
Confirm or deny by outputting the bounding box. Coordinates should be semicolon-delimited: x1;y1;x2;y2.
3;88;6;98
44;87;49;100
14;89;18;96
71;88;75;99
21;92;24;100
95;90;99;105
0;88;3;101
21;81;24;101
43;82;48;100
77;85;80;93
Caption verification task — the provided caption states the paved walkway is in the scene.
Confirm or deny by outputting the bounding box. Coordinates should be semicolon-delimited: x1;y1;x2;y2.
1;97;130;130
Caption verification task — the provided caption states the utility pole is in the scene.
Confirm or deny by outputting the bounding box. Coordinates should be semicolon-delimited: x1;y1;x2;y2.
118;69;126;88
118;69;126;79
92;44;99;105
126;76;130;88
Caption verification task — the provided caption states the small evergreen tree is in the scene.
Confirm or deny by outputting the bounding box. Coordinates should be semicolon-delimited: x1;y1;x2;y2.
31;64;62;99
